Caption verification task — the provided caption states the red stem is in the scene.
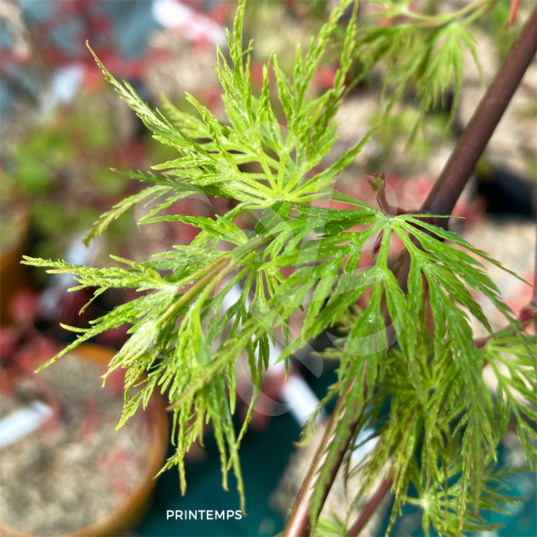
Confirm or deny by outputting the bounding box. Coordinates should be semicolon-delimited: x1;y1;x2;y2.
282;382;364;537
422;7;537;227
346;476;394;537
534;208;537;334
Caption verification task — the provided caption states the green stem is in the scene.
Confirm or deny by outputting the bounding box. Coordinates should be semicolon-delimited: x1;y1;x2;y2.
173;254;229;289
160;260;235;325
229;232;274;261
402;0;490;26
160;232;274;326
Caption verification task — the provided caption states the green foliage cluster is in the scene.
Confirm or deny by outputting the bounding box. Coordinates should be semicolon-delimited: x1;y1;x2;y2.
324;324;536;536
23;1;536;535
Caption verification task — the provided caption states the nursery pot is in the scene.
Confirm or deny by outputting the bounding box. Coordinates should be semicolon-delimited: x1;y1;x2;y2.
0;208;30;325
0;343;169;537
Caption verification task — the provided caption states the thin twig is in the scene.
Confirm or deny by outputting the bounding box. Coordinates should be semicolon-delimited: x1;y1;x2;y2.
282;382;364;537
346;476;394;537
534;208;537;335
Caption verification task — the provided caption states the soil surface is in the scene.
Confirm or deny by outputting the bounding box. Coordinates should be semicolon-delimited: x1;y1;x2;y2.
0;353;151;536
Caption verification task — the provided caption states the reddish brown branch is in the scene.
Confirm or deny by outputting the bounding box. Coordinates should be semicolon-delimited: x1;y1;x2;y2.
346;476;394;537
283;8;537;537
534;209;537;334
422;6;537;227
283;382;364;537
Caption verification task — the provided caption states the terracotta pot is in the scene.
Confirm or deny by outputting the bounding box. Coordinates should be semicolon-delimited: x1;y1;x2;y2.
0;210;30;326
0;343;169;537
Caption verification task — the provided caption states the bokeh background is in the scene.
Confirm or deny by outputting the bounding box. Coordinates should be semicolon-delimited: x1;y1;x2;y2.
0;1;536;536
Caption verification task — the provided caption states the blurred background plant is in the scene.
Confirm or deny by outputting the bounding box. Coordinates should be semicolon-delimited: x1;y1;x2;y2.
2;86;134;262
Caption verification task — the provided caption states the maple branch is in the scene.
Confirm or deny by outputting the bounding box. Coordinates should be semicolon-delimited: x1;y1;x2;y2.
346;476;394;537
534;209;537;334
422;6;537;227
283;7;537;537
282;382;364;537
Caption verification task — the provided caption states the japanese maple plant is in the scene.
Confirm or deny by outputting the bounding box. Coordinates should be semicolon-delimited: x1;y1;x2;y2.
23;1;537;535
